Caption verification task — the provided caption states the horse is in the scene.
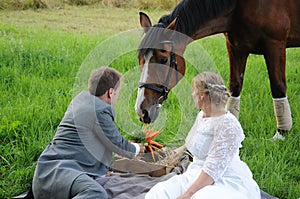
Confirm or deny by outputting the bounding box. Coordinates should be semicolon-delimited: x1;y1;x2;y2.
135;0;299;138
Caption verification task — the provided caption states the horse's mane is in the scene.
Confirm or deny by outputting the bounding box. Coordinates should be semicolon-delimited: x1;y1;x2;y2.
159;0;237;36
138;24;171;59
138;0;237;58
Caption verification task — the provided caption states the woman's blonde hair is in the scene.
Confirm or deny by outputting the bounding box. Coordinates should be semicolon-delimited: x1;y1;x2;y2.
192;71;231;106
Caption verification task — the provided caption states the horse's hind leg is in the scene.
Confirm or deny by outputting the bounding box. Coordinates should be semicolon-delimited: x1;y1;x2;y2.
264;40;292;139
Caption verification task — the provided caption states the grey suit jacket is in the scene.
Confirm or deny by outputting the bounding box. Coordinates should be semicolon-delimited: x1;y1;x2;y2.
32;91;136;199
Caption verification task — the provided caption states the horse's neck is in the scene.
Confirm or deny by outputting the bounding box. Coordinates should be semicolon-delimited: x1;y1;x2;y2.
190;16;233;40
165;0;235;40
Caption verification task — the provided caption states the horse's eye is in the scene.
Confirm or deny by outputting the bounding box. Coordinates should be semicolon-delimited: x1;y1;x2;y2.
159;57;168;64
160;49;166;53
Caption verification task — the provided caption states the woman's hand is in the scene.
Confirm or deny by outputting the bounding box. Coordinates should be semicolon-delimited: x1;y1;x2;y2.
177;171;214;199
177;192;193;199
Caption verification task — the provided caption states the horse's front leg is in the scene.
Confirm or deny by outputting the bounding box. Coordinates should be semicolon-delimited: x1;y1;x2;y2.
264;40;292;139
225;35;249;118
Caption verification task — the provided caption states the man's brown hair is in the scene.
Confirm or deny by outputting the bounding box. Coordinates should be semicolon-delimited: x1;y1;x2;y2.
88;67;122;96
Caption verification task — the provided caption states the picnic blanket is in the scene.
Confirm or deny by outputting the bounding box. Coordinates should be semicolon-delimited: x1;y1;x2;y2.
12;173;279;199
12;155;278;199
95;172;278;199
13;174;278;199
96;172;176;199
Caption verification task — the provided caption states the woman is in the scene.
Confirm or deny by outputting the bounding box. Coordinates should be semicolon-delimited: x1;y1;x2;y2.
145;72;260;199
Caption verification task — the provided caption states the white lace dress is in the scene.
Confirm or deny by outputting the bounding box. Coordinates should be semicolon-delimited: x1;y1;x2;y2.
145;111;261;199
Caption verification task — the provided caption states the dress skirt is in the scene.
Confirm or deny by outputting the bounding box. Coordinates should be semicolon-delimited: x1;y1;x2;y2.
145;156;261;199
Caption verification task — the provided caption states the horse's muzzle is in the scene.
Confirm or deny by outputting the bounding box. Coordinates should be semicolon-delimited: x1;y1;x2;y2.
140;109;151;123
138;105;160;124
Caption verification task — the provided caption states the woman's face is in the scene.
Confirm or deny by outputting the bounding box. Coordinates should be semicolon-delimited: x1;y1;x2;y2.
192;84;202;109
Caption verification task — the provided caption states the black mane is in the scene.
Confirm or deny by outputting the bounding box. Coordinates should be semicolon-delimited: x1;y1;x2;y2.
159;0;237;36
138;0;237;58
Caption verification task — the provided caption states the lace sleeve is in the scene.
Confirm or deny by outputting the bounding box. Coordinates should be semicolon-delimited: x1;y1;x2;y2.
202;116;244;182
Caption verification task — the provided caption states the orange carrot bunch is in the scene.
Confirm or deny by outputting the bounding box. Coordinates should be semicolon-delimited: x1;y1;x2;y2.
143;124;164;161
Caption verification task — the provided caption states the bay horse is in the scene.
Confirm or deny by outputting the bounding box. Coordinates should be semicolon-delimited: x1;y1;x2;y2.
135;0;299;138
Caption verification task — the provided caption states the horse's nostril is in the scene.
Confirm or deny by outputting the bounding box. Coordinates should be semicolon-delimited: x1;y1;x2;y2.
144;117;151;124
142;109;151;123
142;109;148;116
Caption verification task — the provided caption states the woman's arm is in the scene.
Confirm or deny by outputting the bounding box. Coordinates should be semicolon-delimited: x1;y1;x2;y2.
178;116;244;199
177;171;214;199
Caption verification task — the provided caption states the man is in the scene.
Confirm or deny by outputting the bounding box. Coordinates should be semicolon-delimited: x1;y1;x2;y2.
32;66;144;199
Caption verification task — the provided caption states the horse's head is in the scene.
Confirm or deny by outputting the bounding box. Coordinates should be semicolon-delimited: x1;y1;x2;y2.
135;12;190;123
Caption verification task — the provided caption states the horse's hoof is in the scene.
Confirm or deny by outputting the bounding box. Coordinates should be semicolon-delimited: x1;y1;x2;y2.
271;131;286;141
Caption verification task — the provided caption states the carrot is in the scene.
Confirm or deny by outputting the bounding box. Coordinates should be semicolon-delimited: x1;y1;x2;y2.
143;124;149;132
147;145;156;161
150;145;164;159
145;130;161;142
145;127;155;136
149;140;164;148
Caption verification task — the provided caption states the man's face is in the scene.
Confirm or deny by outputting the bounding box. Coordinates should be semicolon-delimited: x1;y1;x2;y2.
110;84;121;106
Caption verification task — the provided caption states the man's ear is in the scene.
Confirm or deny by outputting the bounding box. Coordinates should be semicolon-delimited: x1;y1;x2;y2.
108;88;114;98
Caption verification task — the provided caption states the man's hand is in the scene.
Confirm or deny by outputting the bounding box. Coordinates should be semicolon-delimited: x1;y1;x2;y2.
138;143;146;155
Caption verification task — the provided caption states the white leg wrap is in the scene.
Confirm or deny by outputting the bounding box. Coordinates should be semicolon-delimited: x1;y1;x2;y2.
273;97;292;131
226;96;240;119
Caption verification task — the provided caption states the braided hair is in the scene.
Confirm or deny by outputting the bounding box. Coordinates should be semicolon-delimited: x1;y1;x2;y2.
192;71;231;106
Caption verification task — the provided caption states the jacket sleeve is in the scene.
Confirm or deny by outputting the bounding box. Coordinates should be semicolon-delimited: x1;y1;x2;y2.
95;106;137;158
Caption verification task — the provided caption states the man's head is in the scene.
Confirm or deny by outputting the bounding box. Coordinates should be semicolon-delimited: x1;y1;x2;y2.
88;67;123;105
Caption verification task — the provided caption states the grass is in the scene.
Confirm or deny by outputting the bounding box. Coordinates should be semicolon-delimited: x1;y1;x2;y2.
0;5;299;199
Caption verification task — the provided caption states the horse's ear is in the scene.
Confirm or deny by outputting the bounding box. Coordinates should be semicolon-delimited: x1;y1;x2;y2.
164;17;178;39
139;12;152;32
165;17;177;31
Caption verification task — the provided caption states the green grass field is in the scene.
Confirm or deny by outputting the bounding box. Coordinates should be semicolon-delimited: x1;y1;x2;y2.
0;5;299;199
